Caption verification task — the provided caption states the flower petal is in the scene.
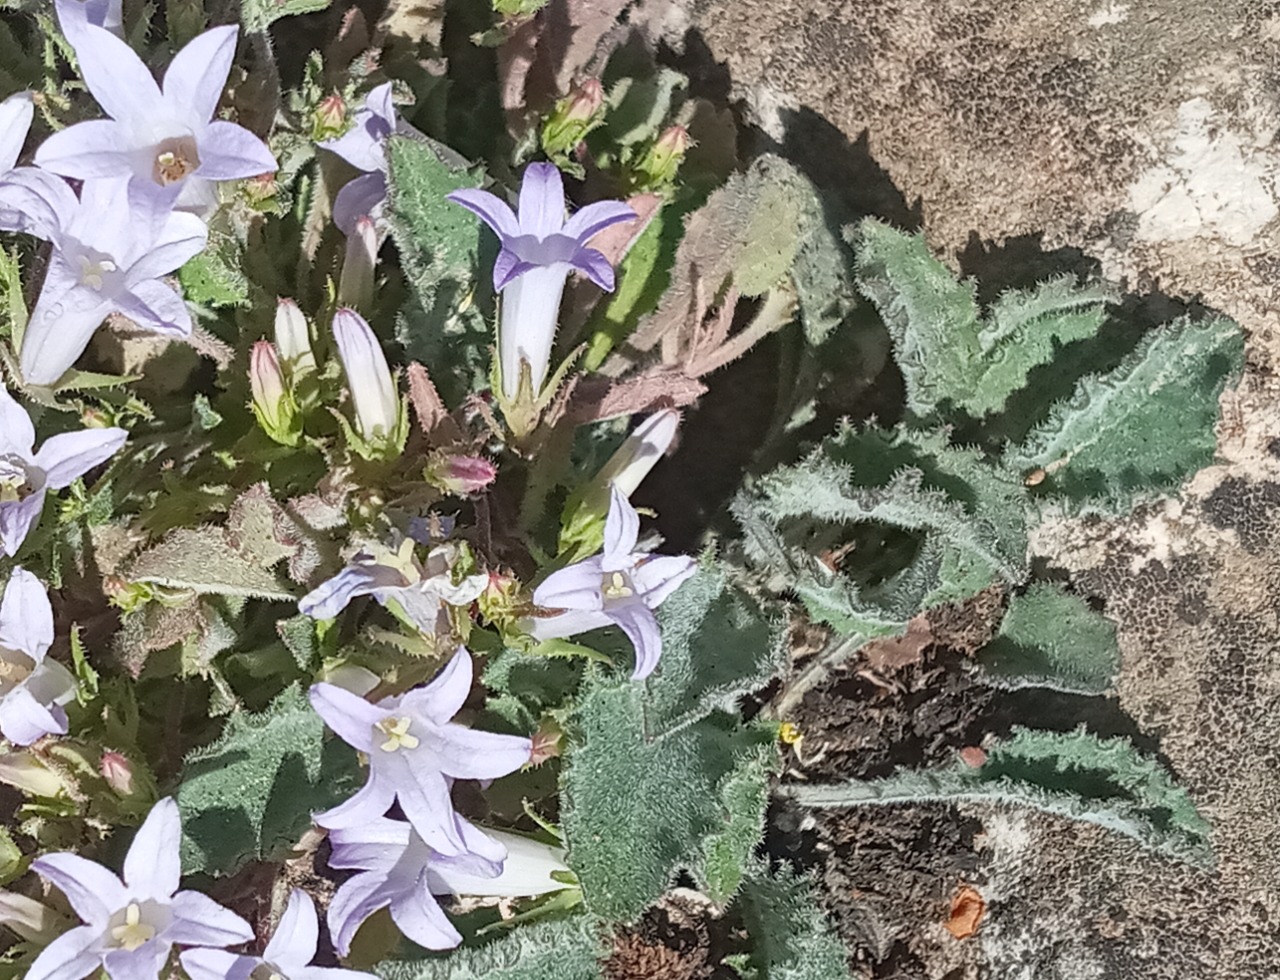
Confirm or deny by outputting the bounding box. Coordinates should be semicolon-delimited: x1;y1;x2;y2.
524;608;613;641
612;603;663;680
0;493;45;559
492;249;537;292
167;889;255;946
313;768;395;829
0;91;33;172
308;682;381;754
299;563;405;620
20;278;113;387
34;428;127;490
396;758;469;856
532;557;604;612
24;925;100;980
68;24;162;124
162;25;237;124
389;872;461;951
446;188;519;241
262;889;319;968
126;209;209;282
402;647;471;724
432;724;531;781
0;686;67;745
326;816;410;872
102;943;171;980
601;483;640;570
0;385;34;455
631;555;697;609
562;200;636;243
30;852;126;924
196;120;277;180
327;871;392;957
429;829;568;898
0;567;53;660
516;162;565;239
0;167;80;240
570;246;615;291
122;797;181;899
32;121;134;180
332;171;387;237
179;948;259;980
114;279;192;338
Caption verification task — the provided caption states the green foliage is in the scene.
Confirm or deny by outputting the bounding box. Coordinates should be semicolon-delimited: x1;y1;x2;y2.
376;915;604;980
785;727;1211;865
176;685;361;875
240;0;332;33
1008;316;1244;510
561;564;785;919
732;867;855;980
855;219;1113;420
734;425;1027;636
120;526;296;601
975;583;1120;693
178;239;249;309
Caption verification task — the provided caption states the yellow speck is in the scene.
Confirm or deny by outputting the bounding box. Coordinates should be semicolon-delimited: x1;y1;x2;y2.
779;722;803;745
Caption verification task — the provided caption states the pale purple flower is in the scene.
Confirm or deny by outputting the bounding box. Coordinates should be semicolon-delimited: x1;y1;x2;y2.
326;819;569;955
35;24;277;210
447;163;634;399
0;91;33;174
331;307;404;457
531;483;695;679
0;384;127;555
318;82;394;235
595;409;680;498
55;0;123;40
181;889;374;980
27;798;254;980
0;568;76;746
308;647;532;860
300;538;487;636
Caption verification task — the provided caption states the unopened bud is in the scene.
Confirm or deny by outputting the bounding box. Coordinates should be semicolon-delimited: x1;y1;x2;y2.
274;298;316;380
338;215;379;311
0;750;66;797
80;406;112;428
332;308;406;460
313;93;347;141
541;78;605;158
100;751;135;796
529;717;564;766
636;124;692;189
243;172;280;205
250;341;301;447
425;452;498;496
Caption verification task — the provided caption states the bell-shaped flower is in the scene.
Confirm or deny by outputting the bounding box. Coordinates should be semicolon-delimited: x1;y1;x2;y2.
325;818;570;955
1;175;207;386
181;889;374;980
308;647;532;860
0;91;32;175
55;0;123;41
0;384;127;555
331;307;407;459
274;298;316;380
447;163;634;400
299;538;487;636
35;24;277;209
26;797;254;980
318;82;394;235
531;483;695;680
0;568;76;745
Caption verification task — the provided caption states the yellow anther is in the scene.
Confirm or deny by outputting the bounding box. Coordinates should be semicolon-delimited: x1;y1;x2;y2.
110;903;155;951
375;715;420;753
77;255;117;290
602;571;634;600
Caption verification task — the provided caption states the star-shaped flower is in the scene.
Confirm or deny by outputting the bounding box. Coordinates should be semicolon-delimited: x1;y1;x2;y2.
447;163;634;399
530;483;695;679
309;647;531;860
35;24;277;209
181;889;374;980
27;798;254;980
318;82;395;236
0;384;127;555
0;568;76;746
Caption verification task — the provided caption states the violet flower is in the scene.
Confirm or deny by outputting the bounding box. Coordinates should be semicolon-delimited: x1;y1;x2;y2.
308;647;532;860
0;384;127;555
55;0;123;40
26;797;254;980
326;818;570;955
0;91;32;174
0;568;76;746
447;163;634;400
299;538;488;636
318;82;394;235
35;24;277;210
531;483;695;680
181;889;374;980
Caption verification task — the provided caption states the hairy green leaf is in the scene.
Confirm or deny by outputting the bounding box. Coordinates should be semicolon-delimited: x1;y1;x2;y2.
121;527;296;601
375;915;604;980
734;867;855;980
241;0;331;32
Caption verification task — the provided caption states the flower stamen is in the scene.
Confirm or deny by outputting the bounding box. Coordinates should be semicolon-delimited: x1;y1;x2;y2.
602;571;634;600
110;902;155;951
375;716;419;753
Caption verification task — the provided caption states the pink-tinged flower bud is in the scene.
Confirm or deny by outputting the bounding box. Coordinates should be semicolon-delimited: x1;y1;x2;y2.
274;298;316;379
529;717;563;765
425;452;497;496
338;214;379;311
244;172;280;205
80;406;112;428
332;307;405;459
250;341;301;446
541;78;605;158
100;750;135;796
313;93;347;140
565;78;603;122
637;125;693;189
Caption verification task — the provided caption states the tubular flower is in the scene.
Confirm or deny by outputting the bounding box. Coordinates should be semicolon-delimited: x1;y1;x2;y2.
0;568;76;746
26;798;253;980
181;889;374;980
308;647;532;860
447;163;634;400
325;818;570;955
318;82;395;235
531;483;696;680
331;307;406;458
35;24;278;210
0;384;127;555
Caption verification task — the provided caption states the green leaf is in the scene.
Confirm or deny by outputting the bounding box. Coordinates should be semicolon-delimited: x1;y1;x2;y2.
176;685;361;875
178;240;249;309
734;867;855;980
975;582;1120;693
561;564;785;919
605;69;687;147
1008;315;1244;510
0;246;26;351
241;0;331;32
855;219;1112;419
121;527;296;601
783;727;1212;865
375;915;604;980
